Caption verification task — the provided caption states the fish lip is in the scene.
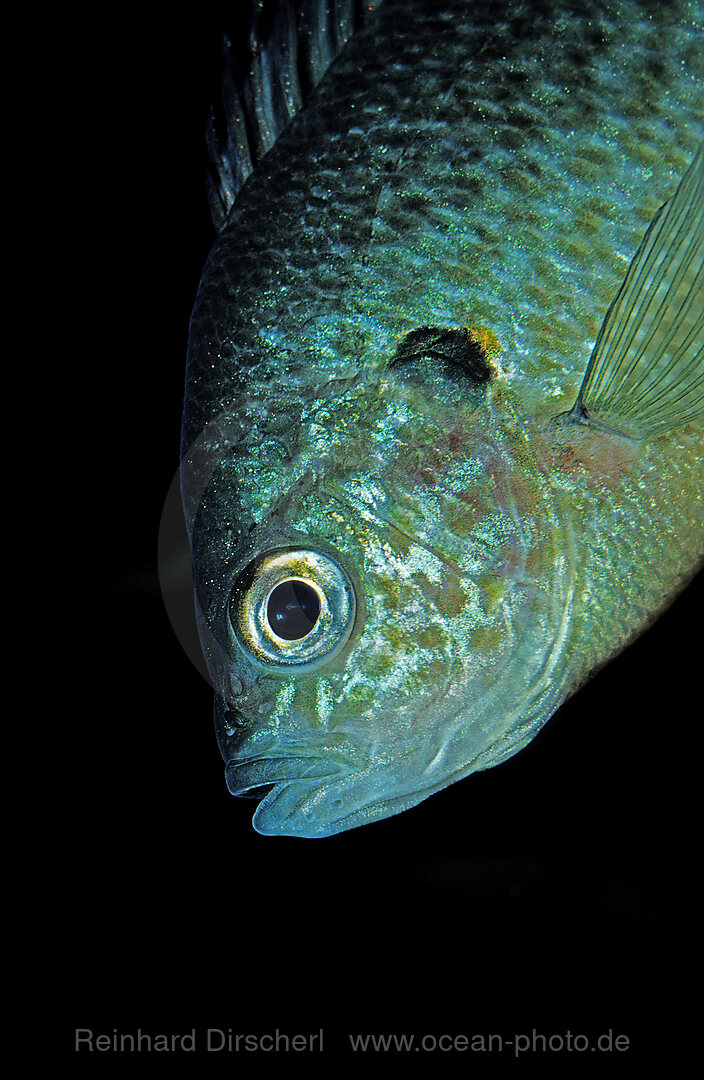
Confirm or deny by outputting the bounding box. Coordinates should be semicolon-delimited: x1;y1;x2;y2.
224;753;347;796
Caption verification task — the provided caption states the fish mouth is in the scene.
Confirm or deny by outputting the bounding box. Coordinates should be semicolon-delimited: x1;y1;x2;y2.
225;754;347;797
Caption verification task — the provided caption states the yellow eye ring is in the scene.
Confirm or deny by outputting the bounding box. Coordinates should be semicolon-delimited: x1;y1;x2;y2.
229;549;356;672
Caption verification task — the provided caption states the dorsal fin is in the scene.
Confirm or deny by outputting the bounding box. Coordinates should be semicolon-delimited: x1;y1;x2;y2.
206;0;382;231
571;145;703;439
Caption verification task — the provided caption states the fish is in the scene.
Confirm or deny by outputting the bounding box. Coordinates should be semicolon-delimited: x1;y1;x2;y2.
180;0;703;838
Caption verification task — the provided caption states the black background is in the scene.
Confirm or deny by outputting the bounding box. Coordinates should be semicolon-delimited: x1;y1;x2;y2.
57;2;697;1064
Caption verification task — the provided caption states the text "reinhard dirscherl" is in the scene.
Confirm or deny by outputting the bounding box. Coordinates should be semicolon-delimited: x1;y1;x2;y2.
75;1029;324;1053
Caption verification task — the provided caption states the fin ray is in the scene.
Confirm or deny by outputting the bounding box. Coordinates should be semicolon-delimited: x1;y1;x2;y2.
206;0;380;231
573;145;704;438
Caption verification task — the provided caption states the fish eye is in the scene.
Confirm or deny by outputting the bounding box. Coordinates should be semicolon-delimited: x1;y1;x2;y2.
229;549;356;671
267;579;321;640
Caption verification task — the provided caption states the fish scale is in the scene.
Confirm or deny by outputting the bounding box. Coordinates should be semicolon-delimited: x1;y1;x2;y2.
568;428;702;679
182;0;703;836
185;0;702;459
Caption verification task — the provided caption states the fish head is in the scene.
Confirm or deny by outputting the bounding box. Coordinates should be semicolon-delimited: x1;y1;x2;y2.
185;324;575;838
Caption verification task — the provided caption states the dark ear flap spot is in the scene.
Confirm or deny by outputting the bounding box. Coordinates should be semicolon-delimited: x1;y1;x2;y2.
388;327;494;387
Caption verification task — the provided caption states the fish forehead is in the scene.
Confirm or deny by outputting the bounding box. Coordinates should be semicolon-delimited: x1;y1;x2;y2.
190;360;545;614
184;0;703;451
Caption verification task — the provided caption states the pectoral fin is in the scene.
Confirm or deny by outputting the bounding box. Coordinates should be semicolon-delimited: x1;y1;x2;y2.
572;145;703;439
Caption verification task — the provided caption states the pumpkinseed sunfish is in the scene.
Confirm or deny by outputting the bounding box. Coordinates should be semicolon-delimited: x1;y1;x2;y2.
181;0;703;837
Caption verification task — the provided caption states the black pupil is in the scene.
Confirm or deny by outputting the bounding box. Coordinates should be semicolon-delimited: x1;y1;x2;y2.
267;579;321;640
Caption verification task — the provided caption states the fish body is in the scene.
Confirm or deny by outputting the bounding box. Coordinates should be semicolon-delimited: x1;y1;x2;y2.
182;0;703;836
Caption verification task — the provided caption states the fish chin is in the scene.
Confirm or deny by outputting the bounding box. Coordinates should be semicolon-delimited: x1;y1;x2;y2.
247;665;575;838
248;747;479;838
249;761;458;839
